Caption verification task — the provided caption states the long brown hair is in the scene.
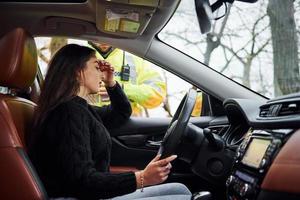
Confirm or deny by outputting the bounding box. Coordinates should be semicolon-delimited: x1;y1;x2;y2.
33;44;95;130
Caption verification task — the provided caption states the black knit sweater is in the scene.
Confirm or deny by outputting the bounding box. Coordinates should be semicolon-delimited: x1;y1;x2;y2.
30;83;136;199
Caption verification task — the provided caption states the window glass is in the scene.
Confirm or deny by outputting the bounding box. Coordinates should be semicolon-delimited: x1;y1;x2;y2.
35;37;204;118
159;0;300;98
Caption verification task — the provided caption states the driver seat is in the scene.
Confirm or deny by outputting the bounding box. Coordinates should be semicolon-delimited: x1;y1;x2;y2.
0;28;48;199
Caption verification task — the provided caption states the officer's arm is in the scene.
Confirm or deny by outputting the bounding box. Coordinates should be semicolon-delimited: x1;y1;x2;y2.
124;60;166;109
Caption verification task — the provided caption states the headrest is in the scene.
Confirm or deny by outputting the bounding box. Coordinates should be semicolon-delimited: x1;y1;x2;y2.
0;28;37;90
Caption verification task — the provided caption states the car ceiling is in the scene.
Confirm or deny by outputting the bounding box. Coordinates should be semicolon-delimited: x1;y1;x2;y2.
0;0;180;57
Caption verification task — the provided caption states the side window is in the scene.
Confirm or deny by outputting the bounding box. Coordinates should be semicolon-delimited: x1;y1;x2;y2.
35;37;205;118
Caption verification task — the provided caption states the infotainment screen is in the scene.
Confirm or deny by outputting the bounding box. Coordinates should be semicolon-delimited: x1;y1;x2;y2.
242;138;271;168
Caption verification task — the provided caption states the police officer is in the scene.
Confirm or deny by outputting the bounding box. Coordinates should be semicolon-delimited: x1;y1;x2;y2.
88;41;166;116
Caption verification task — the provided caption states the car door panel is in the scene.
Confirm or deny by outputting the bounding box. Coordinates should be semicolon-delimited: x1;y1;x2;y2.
109;116;225;167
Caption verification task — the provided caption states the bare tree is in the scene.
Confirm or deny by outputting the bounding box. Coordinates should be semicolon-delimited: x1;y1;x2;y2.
204;5;232;65
220;13;270;87
161;2;271;92
37;37;68;65
50;37;67;57
162;70;173;117
37;46;50;64
267;0;300;96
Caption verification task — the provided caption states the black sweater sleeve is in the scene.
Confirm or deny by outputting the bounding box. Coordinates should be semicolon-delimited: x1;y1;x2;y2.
56;104;136;199
92;82;132;129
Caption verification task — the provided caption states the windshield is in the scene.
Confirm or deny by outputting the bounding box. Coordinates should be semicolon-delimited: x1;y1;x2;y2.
159;0;300;98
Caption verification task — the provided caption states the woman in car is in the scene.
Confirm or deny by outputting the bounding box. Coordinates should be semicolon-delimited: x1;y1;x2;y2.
28;44;191;200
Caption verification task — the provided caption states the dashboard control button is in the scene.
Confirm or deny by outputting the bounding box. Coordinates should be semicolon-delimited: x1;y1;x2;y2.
240;183;254;197
260;158;268;168
226;175;235;187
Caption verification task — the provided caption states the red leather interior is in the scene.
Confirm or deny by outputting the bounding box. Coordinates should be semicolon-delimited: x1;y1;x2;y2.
110;166;139;174
1;95;36;149
261;129;300;194
0;28;46;199
0;28;37;90
0;100;22;147
0;148;44;200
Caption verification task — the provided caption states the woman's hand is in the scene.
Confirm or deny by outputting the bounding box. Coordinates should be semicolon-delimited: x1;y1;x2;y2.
98;60;116;87
135;154;177;188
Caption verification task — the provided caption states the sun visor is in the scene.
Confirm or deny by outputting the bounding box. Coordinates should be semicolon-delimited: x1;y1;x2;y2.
96;0;159;38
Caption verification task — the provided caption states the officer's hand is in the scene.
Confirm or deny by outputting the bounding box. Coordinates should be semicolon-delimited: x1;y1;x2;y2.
98;60;116;87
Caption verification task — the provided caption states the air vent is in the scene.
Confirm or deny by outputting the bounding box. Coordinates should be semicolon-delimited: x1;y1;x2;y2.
259;106;270;117
260;101;300;117
278;102;300;116
259;104;282;117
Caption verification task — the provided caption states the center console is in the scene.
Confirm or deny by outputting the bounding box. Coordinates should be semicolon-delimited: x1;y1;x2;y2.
226;128;293;200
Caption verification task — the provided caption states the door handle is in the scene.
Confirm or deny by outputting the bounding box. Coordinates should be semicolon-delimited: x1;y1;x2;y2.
147;140;162;147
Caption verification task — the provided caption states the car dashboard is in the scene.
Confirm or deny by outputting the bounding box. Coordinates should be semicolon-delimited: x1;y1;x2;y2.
222;93;300;200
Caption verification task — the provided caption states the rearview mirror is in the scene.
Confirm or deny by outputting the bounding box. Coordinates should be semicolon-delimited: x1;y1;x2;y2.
194;0;213;34
194;0;258;34
236;0;258;2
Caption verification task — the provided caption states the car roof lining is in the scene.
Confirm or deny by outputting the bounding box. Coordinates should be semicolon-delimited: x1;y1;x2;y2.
0;0;180;58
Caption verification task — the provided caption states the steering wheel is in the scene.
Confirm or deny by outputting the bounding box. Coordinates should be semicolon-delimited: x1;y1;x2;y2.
158;88;198;159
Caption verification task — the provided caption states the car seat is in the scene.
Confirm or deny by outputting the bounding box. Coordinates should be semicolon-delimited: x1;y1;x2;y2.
0;27;48;200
